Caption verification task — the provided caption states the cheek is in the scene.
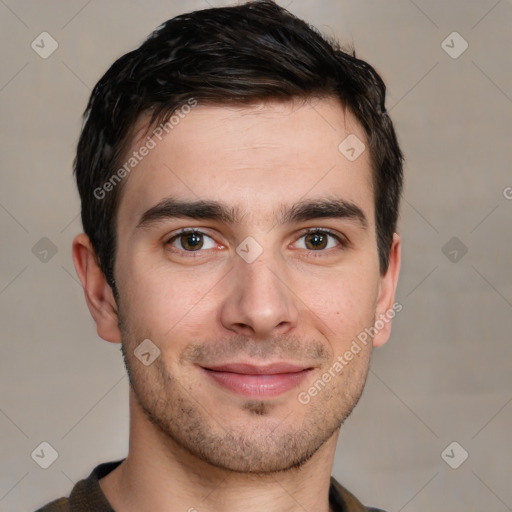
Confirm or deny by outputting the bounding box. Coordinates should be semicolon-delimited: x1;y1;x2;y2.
118;254;221;342
301;267;379;342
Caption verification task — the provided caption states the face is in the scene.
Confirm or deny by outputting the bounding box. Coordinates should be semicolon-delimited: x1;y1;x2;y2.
95;97;399;473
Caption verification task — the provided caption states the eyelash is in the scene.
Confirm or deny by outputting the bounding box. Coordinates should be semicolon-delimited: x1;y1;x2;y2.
165;227;347;255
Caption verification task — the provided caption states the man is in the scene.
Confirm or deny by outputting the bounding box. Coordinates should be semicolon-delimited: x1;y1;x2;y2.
36;1;403;510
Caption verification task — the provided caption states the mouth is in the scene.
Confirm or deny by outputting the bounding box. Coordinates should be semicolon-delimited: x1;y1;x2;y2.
200;362;314;398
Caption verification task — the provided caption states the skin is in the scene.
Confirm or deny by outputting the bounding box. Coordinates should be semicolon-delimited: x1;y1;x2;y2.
72;96;401;512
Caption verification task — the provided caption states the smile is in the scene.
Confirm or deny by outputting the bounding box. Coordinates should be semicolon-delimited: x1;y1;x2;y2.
200;362;313;398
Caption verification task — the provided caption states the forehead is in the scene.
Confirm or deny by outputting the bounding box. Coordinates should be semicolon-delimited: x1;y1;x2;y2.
116;97;374;231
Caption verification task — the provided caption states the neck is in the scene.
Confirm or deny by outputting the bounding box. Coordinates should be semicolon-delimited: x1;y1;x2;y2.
99;389;339;512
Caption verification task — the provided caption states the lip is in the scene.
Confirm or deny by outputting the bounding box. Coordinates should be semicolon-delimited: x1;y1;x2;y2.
200;362;313;398
204;362;310;375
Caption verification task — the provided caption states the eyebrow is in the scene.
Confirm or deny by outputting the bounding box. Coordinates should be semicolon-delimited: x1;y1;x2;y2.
136;197;368;230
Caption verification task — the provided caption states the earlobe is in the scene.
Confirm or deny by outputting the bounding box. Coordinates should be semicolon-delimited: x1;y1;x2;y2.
72;233;122;344
372;233;401;348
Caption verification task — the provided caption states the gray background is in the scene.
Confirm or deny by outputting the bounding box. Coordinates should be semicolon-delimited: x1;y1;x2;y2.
1;1;511;511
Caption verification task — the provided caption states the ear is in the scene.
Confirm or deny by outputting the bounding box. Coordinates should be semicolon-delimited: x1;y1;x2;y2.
72;233;122;344
372;233;401;348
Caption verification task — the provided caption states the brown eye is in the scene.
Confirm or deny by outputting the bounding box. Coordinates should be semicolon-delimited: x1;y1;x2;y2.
180;232;204;250
304;232;328;250
295;229;343;252
167;231;217;251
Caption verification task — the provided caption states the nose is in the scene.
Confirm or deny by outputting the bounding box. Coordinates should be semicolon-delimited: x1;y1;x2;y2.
219;253;300;339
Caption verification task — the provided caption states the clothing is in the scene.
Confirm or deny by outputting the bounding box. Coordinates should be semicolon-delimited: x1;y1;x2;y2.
35;459;386;512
